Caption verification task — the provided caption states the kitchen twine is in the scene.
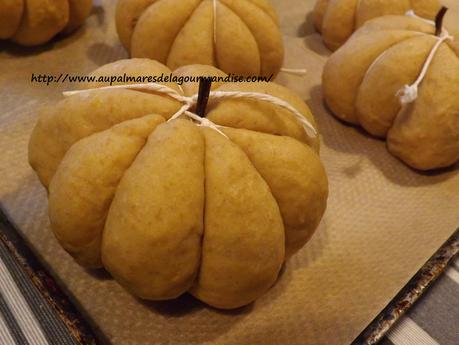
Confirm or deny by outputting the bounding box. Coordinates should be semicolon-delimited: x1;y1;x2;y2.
63;82;318;139
396;10;454;104
62;2;317;137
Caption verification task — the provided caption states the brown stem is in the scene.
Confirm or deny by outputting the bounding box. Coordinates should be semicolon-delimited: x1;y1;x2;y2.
435;6;448;36
196;77;212;117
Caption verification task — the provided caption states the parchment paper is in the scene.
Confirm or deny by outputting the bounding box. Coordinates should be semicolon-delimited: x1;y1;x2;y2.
1;1;458;344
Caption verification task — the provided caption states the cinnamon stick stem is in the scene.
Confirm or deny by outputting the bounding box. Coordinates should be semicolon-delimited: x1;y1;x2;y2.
196;78;212;117
435;6;448;36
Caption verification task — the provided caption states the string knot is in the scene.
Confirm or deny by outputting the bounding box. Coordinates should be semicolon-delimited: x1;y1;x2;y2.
397;7;453;105
397;85;418;105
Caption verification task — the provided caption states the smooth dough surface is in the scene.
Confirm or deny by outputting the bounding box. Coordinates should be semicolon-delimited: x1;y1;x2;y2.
12;0;69;46
315;0;440;50
0;0;24;39
63;0;92;33
49;115;164;268
102;119;205;300
225;128;328;257
387;45;459;170
191;129;284;309
2;0;91;45
118;0;283;76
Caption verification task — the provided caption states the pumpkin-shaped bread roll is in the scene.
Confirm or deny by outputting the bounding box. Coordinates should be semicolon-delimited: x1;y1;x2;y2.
323;9;459;170
115;0;284;77
314;0;441;50
29;59;328;309
0;0;92;46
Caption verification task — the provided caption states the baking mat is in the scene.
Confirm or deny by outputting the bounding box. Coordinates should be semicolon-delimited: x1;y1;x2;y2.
0;1;458;344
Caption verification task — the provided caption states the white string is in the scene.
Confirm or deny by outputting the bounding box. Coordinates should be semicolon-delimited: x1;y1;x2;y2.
213;0;218;46
185;111;229;137
280;68;308;76
396;11;453;105
207;90;317;137
63;83;318;139
396;32;452;104
65;4;314;136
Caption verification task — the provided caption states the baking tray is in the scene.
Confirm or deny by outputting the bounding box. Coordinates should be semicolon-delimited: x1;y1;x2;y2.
1;209;457;345
1;0;459;344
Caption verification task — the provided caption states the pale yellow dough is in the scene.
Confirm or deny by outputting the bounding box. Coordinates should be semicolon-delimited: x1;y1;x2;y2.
115;0;284;77
223;128;328;258
102;119;206;300
49;115;165;268
63;0;92;34
0;0;24;39
29;60;328;309
191;129;284;309
323;15;459;170
0;0;91;46
314;0;440;50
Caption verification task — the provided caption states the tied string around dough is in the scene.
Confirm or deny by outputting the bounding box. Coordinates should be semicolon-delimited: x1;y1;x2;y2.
397;7;453;105
63;80;318;139
211;0;308;77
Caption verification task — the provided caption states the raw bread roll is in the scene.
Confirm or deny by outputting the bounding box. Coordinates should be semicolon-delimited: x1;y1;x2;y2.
29;59;328;309
0;0;92;46
314;0;441;50
115;0;284;77
322;11;459;170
